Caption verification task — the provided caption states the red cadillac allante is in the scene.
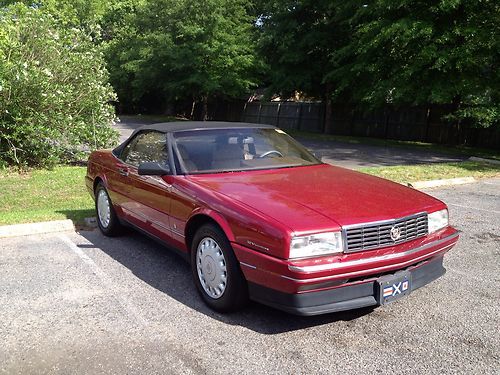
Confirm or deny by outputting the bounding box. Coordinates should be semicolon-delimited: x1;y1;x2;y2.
85;122;459;315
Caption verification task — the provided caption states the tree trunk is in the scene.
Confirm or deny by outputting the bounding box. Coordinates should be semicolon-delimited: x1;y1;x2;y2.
323;83;333;134
452;95;462;145
424;106;431;142
190;97;196;119
201;95;209;121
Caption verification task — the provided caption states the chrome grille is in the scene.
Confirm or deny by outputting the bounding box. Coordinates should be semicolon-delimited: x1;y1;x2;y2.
344;213;428;253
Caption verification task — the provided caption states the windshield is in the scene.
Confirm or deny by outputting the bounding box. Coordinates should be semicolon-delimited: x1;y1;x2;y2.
173;128;320;174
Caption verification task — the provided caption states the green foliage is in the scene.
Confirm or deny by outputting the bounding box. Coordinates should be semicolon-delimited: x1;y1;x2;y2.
0;4;118;167
104;0;261;114
1;0;497;136
329;0;500;127
258;0;500;128
0;0;111;31
257;0;339;98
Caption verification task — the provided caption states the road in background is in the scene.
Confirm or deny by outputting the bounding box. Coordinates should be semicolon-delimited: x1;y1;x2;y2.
1;179;498;374
115;116;466;169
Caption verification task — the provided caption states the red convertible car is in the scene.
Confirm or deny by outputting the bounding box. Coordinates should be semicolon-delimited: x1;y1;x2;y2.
85;122;459;315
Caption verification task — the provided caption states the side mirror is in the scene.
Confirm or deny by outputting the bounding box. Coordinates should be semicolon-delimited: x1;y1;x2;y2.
138;162;171;176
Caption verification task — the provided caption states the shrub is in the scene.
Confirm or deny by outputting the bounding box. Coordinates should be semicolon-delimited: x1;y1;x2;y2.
0;4;118;168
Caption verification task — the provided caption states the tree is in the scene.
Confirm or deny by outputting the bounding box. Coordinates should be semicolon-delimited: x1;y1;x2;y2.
256;1;347;132
0;0;111;30
0;4;118;167
104;0;261;118
328;0;500;127
258;1;499;128
257;1;333;96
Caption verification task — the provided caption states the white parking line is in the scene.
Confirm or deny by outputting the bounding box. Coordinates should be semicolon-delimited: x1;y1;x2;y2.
57;233;149;327
448;203;500;214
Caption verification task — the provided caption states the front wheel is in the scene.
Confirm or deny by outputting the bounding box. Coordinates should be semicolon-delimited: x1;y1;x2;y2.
191;224;248;312
95;183;123;236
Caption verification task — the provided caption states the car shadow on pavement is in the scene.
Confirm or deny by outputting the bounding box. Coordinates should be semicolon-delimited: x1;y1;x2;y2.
78;229;375;335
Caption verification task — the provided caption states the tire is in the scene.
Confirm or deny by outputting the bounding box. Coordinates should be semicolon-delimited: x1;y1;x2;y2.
191;223;248;312
95;182;123;237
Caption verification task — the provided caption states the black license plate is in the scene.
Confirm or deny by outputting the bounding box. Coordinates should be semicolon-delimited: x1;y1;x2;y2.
377;272;411;305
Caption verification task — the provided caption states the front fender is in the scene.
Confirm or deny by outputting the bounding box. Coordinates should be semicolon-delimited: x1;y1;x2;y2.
187;207;236;242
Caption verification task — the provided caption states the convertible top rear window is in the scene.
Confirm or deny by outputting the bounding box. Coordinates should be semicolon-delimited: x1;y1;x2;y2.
173;128;320;174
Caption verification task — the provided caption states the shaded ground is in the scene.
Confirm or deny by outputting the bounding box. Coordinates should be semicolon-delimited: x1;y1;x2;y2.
114;115;160;143
116;116;466;168
299;138;466;169
1;178;499;374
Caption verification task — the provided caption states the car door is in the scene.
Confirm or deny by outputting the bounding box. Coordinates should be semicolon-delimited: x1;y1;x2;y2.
105;133;141;210
118;131;174;241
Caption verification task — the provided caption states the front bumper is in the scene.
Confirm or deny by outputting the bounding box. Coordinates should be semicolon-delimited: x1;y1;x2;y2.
233;228;459;315
248;254;446;316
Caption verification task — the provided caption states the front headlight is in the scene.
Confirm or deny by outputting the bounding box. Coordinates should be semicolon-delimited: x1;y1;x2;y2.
289;232;343;259
428;209;449;233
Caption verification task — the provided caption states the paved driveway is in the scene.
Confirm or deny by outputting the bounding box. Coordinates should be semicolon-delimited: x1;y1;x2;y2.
114;116;156;143
115;116;466;169
1;179;498;374
297;138;465;169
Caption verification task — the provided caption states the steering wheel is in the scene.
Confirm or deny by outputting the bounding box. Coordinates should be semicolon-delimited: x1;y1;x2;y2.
259;150;283;158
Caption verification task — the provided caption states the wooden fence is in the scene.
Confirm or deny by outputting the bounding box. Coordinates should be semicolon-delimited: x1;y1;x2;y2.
236;101;500;149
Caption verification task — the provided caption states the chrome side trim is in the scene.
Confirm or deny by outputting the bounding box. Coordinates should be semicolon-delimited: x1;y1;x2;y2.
122;207;149;223
288;232;459;274
123;207;185;238
283;243;455;283
151;218;171;231
240;262;257;270
170;228;185;238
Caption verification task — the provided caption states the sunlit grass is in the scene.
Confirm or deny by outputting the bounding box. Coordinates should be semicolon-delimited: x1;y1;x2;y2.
0;166;93;225
360;161;500;184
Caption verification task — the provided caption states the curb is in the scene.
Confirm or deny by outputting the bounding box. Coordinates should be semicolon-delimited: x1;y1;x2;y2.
0;219;75;239
469;156;500;165
407;176;476;189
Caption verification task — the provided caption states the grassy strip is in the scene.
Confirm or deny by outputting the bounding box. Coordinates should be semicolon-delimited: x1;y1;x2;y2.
359;161;500;184
0;166;92;226
289;130;500;161
0;161;499;226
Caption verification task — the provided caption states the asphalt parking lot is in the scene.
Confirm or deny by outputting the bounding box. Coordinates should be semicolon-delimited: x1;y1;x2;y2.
1;178;499;374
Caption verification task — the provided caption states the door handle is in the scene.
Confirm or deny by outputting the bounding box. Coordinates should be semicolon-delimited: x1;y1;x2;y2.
118;168;129;176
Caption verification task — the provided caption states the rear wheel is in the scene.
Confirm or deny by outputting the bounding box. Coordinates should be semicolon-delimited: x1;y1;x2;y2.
95;183;123;236
191;224;248;312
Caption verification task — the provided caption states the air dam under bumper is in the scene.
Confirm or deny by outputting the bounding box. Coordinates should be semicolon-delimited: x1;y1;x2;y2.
248;255;446;316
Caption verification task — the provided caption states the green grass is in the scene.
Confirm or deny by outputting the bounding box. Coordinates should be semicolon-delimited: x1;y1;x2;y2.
288;130;500;161
360;161;500;184
0;161;499;226
0;166;92;226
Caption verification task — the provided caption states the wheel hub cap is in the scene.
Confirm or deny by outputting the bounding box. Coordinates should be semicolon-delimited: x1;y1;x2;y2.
196;237;227;299
96;190;111;228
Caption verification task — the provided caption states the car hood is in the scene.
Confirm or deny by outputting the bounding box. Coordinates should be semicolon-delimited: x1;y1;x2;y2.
189;164;444;233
